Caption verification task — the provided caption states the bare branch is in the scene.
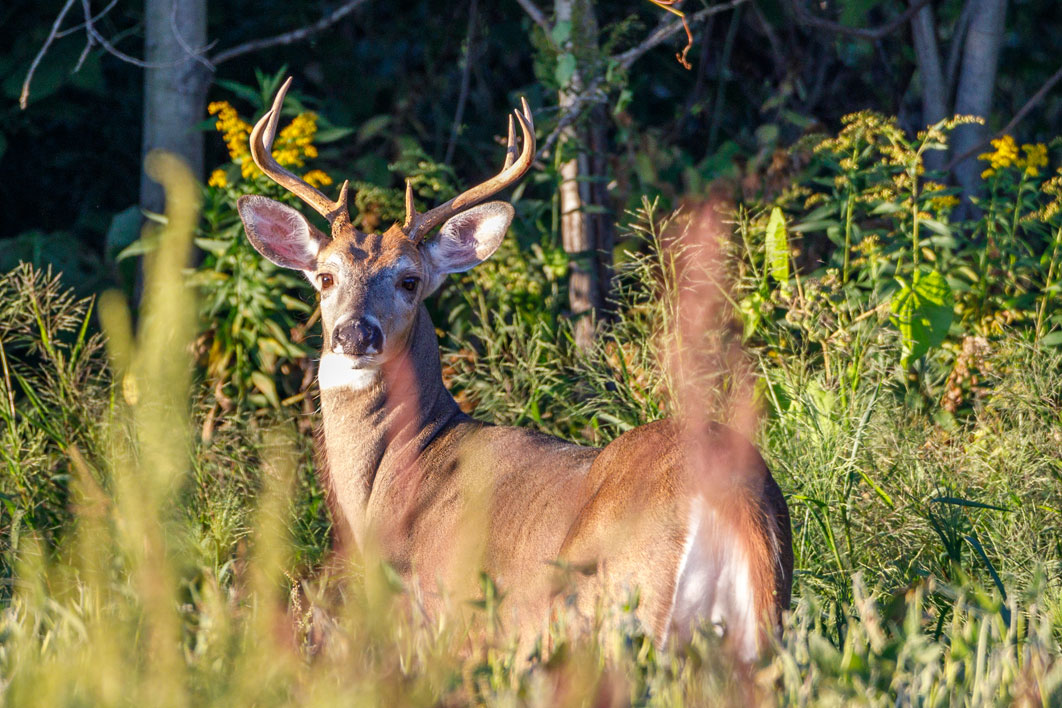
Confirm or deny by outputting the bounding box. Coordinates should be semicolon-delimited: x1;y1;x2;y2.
514;0;553;38
20;0;78;109
170;1;215;71
945;62;1062;171
786;0;933;41
55;0;117;38
211;0;371;66
79;0;178;69
445;0;478;164
613;0;749;71
536;0;749;160
943;0;972;101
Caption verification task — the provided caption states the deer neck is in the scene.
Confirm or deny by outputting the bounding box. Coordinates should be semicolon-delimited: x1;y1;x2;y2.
317;305;462;546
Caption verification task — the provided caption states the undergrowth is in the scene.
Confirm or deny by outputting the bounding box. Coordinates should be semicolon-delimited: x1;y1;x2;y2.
1;159;1061;704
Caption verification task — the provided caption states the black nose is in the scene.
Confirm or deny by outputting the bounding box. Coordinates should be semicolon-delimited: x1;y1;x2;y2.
333;318;383;357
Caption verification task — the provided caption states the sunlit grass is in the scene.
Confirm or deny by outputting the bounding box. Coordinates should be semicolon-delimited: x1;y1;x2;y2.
0;160;1060;704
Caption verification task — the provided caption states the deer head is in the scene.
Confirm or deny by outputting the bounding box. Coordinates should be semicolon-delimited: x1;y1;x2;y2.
236;78;535;386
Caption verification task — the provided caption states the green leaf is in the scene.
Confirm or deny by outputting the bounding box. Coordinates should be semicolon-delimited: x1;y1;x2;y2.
1040;331;1062;347
250;371;281;409
551;20;572;46
194;238;232;256
765;207;789;283
555;53;577;88
314;125;356;143
889;269;954;367
105;206;142;261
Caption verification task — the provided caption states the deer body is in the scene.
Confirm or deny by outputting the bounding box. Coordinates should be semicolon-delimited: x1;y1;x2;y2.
239;79;793;660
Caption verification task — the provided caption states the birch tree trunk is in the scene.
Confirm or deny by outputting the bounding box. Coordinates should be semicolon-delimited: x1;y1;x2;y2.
140;0;209;214
556;0;612;350
950;0;1008;207
909;0;947;171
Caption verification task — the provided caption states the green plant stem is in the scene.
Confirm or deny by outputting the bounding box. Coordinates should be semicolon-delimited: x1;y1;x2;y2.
843;191;854;284
1035;224;1062;339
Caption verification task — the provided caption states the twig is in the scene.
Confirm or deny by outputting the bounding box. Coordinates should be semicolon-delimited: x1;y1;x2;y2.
514;0;553;39
647;0;694;70
536;0;748;161
80;0;176;69
943;0;972;103
20;0;78;109
55;0;117;38
210;0;371;66
613;0;748;71
170;0;216;71
786;0;933;41
445;0;478;164
944;63;1062;171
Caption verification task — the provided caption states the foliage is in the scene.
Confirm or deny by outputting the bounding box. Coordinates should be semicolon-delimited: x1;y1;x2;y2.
3;184;1062;701
734;111;1062;416
0;264;108;599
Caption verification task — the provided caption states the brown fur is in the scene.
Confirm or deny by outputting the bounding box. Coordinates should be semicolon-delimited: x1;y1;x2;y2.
239;193;793;658
316;305;792;655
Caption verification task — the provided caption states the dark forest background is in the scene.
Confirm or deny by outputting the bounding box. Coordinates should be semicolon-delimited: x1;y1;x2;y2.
3;0;1059;300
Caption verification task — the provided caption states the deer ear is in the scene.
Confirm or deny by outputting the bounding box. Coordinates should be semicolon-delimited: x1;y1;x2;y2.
421;201;514;292
237;195;328;272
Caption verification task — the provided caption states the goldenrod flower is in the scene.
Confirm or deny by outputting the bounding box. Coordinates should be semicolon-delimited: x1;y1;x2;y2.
978;135;1019;178
1019;142;1048;177
928;194;960;212
207;169;228;188
208;101;324;182
302;169;333;188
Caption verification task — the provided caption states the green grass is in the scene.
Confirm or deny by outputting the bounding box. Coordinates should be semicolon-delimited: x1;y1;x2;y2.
1;163;1061;705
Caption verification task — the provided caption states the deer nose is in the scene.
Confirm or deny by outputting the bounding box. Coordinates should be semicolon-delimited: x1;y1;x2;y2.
333;318;382;357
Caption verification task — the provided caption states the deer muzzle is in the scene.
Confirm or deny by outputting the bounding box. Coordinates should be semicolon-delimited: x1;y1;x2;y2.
333;317;383;358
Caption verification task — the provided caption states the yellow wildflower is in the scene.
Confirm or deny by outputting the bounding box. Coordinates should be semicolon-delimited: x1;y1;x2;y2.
207;169;228;188
978;134;1018;178
208;101;324;181
273;112;320;168
1019;142;1048;178
209;101;253;163
925;182;959;212
302;169;333;188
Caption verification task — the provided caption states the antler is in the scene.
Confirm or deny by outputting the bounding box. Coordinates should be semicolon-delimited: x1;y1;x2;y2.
249;77;350;224
402;98;536;244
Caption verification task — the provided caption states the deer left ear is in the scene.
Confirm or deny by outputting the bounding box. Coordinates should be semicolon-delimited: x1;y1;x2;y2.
421;201;514;293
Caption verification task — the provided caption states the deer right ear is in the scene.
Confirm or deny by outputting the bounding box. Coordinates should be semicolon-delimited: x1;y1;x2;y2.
237;195;328;272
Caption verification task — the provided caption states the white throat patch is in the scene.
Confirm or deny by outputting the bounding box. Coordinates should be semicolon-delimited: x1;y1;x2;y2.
318;353;379;392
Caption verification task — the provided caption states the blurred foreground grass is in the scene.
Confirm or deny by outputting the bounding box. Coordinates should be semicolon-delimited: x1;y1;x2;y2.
0;157;1061;705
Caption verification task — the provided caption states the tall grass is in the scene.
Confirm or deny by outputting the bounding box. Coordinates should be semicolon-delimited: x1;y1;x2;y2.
0;168;1060;704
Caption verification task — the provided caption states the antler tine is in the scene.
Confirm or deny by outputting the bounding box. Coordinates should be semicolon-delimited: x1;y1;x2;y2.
249;77;349;224
404;98;536;244
502;114;518;171
403;179;418;231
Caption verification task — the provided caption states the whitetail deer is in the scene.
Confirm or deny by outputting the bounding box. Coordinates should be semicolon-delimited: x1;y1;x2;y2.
237;78;792;660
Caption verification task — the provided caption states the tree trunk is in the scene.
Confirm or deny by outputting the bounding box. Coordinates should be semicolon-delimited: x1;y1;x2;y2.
950;0;1007;208
141;0;209;214
909;0;947;171
555;0;611;350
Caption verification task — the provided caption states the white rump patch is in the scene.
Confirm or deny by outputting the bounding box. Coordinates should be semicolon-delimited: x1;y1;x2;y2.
318;353;379;391
668;499;758;661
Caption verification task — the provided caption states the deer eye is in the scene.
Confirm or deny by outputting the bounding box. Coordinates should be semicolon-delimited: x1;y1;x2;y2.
400;276;419;293
318;273;334;291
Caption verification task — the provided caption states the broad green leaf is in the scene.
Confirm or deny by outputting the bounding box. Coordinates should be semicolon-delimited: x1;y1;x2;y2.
551;20;572;45
889;269;954;367
1040;331;1062;347
555;53;577;88
765;207;789;283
